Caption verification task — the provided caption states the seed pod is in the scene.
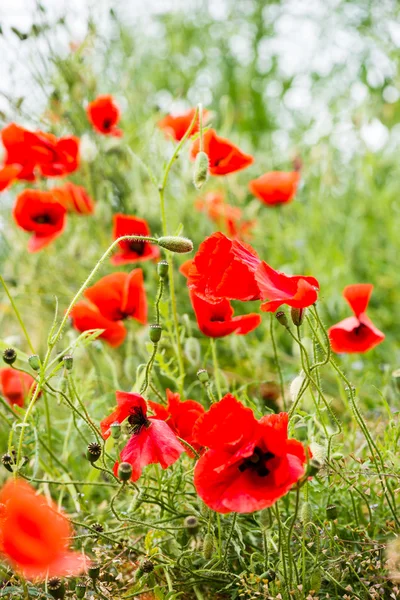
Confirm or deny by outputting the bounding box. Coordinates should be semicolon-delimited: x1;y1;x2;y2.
326;504;338;520
203;533;214;559
197;369;209;384
118;462;133;481
1;454;13;473
307;458;322;477
110;422;121;440
275;311;288;328
140;559;154;573
184;515;199;535
92;523;104;533
28;354;41;371
157;260;169;279
75;581;86;599
193;151;209;189
2;348;17;365
291;307;305;326
86;442;101;463
48;577;65;599
157;236;193;254
88;563;101;580
149;324;162;343
63;355;73;371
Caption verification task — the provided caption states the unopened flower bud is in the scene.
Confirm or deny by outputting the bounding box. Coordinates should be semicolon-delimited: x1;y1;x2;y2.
2;347;17;365
203;532;214;559
193;151;209;189
259;508;271;529
157;236;193;254
75;581;86;598
291;307;305;326
110;422;121;439
63;355;73;371
140;558;154;573
118;461;132;481
88;563;101;580
149;324;162;343
2;454;13;472
48;577;65;599
326;504;338;520
184;515;199;535
275;311;288;328
310;568;322;592
28;354;41;371
87;442;101;463
157;260;169;279
197;368;209;384
300;501;312;525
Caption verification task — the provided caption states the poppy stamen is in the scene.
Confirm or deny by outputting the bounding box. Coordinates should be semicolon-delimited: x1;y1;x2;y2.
128;406;150;433
238;447;275;477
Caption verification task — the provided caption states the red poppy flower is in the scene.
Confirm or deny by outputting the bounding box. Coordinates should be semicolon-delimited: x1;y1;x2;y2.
249;171;301;206
86;95;122;137
157;108;208;141
0;368;36;407
191;129;254;176
193;395;307;513
148;389;205;454
13;189;67;252
187;232;261;303
255;262;319;312
53;183;95;214
111;214;160;265
0;164;22;192
190;292;261;338
328;284;385;353
195;191;254;240
0;479;87;579
1;123;79;180
70;270;147;347
100;392;184;481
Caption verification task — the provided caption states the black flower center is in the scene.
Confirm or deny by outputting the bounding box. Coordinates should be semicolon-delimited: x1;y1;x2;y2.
353;323;367;336
238;447;275;478
129;240;146;256
128;406;150;434
103;118;112;131
33;214;52;224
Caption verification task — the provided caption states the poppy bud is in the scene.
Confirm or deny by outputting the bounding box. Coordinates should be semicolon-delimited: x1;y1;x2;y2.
193;151;209;190
291;307;305;327
310;568;322;592
87;442;101;463
307;458;322;477
326;504;338;520
75;582;86;598
1;454;13;473
110;422;121;440
117;461;132;481
157;236;193;254
203;533;214;559
157;260;169;279
2;347;17;365
300;501;312;526
184;515;199;535
28;354;41;371
259;569;276;583
63;355;73;371
88;563;101;580
48;577;65;599
149;324;162;343
259;509;271;529
197;368;209;384
275;311;288;328
140;559;154;573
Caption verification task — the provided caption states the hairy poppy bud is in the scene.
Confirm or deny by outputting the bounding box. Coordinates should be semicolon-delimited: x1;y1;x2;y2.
110;422;121;440
310;568;322;592
75;582;86;598
326;504;338;520
149;324;162;343
157;260;169;279
1;454;13;473
259;508;271;529
140;559;154;573
48;577;65;599
157;236;193;254
300;501;312;526
291;307;305;326
87;442;101;463
275;311;288;328
197;368;209;384
118;461;132;481
184;515;199;535
28;354;41;371
88;563;101;580
63;355;73;371
203;533;214;559
2;347;16;365
193;151;209;190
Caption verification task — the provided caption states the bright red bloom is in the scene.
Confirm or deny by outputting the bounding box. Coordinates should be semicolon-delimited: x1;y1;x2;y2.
187;232;261;303
13;189;67;252
53;183;95;215
255;262;319;312
86;95;122;137
249;171;301;206
0;368;36;407
195;191;254;240
0;479;87;579
191;129;254;176
0;164;22;192
148;389;205;454
70;270;147;347
190;292;261;338
111;214;160;265
101;392;184;481
157;108;208;141
328;284;385;353
193;395;307;513
1;123;79;181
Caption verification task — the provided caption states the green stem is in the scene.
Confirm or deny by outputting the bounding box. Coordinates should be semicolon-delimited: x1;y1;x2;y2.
223;512;237;564
210;338;222;399
0;275;35;354
270;314;286;409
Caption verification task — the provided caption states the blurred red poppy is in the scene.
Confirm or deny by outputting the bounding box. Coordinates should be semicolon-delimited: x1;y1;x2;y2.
158;108;208;141
255;262;319;313
249;171;301;206
13;189;67;252
193;395;307;513
53;183;95;214
111;214;160;265
0;368;36;407
190;292;261;338
0;165;22;192
195;191;254;240
70;270;147;347
191;129;254;176
86;95;122;137
328;284;385;353
101;392;184;481
0;479;87;579
148;389;205;454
